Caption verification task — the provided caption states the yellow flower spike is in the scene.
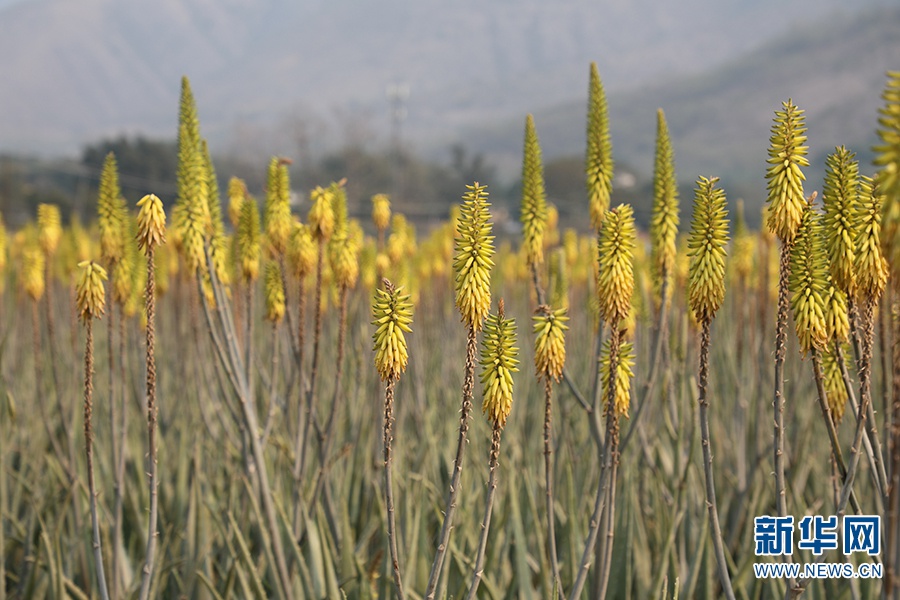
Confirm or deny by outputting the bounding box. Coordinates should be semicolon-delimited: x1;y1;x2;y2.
874;71;900;260
200;139;230;287
22;241;45;302
236;196;261;283
533;305;568;382
76;261;107;322
372;193;391;233
601;337;635;418
854;176;889;301
227;177;246;230
480;300;519;429
765;99;810;244
822;147;859;294
264;157;293;258
822;346;849;423
263;261;285;323
520;114;548;267
287;222;316;280
136;194;167;254
328;186;359;289
308;185;335;242
596;204;636;325
371;279;414;381
687;176;729;323
329;181;350;239
173;78;211;276
454;182;495;330
97;152;128;266
177;135;210;274
823;284;850;345
586;62;614;231
788;204;829;355
37;203;62;257
329;235;360;290
650;109;680;306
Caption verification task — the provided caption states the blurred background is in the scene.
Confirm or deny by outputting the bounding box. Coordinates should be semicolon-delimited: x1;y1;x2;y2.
0;0;897;230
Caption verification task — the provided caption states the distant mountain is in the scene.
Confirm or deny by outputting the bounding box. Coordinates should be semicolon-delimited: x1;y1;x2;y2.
459;6;900;211
0;0;891;156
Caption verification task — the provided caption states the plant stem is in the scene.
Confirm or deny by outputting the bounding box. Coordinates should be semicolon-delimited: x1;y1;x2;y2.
529;261;562;593
198;262;293;599
308;285;349;513
698;319;736;600
621;271;670;452
383;377;406;600
790;300;879;599
464;425;502;600
810;347;862;515
849;298;890;498
836;343;885;505
44;264;73;468
294;237;325;539
260;321;281;449
772;241;797;590
31;301;66;477
594;324;621;600
84;318;111;600
107;290;122;600
293;276;306;435
888;293;900;595
543;376;562;594
569;318;619;600
424;324;477;600
138;249;159;600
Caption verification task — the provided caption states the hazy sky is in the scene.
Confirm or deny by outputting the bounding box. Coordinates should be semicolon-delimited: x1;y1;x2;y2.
0;0;895;165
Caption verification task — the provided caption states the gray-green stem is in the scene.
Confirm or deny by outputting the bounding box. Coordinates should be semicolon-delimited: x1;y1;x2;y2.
384;377;406;600
424;324;477;600
464;425;502;600
84;318;111;600
698;319;736;600
138;249;159;600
